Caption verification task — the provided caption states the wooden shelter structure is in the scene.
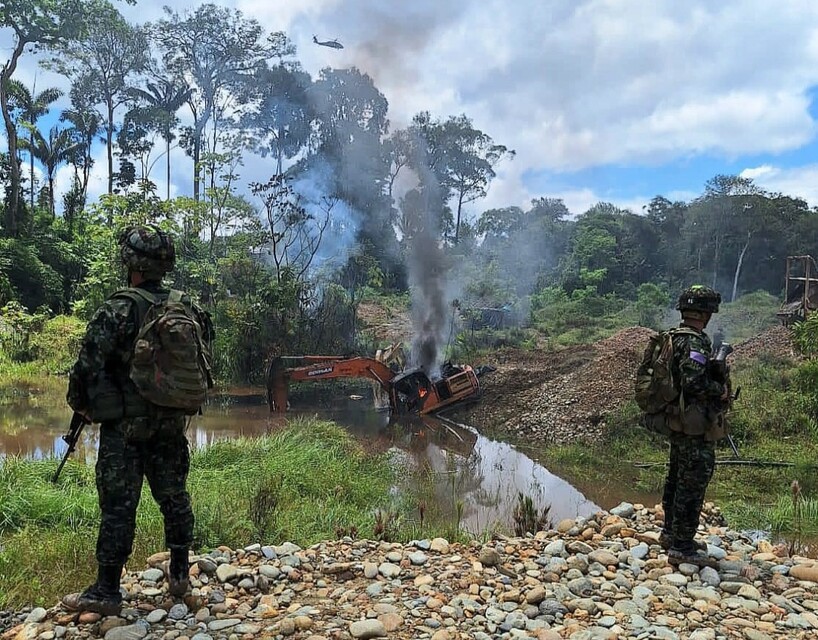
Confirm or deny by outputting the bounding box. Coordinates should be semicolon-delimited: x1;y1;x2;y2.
778;255;818;325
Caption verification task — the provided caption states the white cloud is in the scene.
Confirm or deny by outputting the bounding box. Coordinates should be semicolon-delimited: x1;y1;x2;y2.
6;0;818;214
741;163;818;206
740;164;778;181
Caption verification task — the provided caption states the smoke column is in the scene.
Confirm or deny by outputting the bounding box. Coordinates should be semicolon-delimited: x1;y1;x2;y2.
405;160;450;375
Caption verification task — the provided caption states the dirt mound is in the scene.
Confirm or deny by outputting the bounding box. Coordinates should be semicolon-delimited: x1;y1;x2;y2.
454;327;657;444
732;324;801;363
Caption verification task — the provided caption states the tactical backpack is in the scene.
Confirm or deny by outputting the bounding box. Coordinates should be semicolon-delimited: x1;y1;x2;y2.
634;328;699;415
115;288;213;414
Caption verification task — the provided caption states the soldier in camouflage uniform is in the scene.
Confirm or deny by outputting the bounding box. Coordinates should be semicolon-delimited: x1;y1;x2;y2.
659;285;729;567
62;226;214;616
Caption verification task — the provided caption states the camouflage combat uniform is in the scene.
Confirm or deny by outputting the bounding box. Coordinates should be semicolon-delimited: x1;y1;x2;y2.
67;281;213;568
661;326;727;552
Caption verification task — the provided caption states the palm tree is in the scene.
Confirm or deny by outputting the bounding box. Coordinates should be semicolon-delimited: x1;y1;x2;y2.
127;75;192;200
60;105;101;202
6;79;63;212
20;126;81;218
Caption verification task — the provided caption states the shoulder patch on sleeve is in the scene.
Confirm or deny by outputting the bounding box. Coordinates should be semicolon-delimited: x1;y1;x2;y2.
689;350;707;365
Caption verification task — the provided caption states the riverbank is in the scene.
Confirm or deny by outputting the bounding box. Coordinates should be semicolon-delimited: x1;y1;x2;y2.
462;333;818;543
0;420;412;609
3;503;818;639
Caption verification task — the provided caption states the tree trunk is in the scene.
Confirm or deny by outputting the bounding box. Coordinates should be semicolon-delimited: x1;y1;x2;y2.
731;232;752;302
166;136;171;201
455;191;464;243
82;132;92;201
193;130;201;201
29;132;35;212
711;235;722;289
0;41;26;238
48;170;55;220
106;101;114;195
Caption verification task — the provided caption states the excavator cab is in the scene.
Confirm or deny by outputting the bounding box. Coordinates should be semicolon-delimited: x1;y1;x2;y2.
391;369;434;413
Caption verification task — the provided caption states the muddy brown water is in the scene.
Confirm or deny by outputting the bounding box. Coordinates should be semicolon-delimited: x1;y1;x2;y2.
1;384;629;534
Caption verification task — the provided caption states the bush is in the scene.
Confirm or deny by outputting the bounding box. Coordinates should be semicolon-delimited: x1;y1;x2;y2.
529;286;636;345
710;291;780;342
31;315;86;374
0;239;63;313
0;302;47;362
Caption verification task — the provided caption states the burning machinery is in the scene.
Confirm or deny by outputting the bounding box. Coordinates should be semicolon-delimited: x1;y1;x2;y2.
266;355;480;415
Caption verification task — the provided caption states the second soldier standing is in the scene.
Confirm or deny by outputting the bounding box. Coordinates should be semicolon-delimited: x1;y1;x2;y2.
659;285;729;566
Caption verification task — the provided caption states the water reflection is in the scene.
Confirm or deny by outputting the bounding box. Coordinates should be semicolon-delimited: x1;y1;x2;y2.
392;416;600;533
0;386;600;530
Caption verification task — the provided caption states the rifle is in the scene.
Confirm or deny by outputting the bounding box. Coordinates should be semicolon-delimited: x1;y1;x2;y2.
52;412;90;483
713;343;741;458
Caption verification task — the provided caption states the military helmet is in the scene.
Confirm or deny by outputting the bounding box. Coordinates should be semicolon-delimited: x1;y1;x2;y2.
676;285;721;313
118;225;175;277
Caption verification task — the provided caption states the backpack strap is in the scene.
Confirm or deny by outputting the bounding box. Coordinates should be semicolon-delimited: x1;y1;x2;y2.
109;288;167;365
110;287;161;324
665;327;703;414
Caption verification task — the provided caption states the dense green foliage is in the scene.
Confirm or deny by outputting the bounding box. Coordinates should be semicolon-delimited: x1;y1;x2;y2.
1;1;816;386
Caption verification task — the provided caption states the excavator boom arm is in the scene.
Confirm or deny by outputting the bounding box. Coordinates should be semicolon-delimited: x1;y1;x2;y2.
267;356;396;412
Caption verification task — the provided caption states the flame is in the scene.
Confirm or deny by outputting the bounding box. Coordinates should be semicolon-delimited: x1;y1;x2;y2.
418;388;428;398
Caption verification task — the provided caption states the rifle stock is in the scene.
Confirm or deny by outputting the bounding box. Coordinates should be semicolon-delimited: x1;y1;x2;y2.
52;412;89;483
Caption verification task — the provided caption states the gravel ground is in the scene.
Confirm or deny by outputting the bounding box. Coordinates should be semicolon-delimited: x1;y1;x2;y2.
3;503;818;640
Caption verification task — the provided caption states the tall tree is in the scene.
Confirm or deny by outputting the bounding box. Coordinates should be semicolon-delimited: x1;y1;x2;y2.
441;115;514;243
60;97;101;202
154;4;273;200
0;0;91;236
48;0;147;195
6;80;63;212
407;112;513;243
126;66;192;200
242;63;313;176
20;125;80;218
690;175;761;290
310;67;391;209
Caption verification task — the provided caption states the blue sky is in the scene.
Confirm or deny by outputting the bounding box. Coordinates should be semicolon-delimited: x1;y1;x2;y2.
5;0;818;218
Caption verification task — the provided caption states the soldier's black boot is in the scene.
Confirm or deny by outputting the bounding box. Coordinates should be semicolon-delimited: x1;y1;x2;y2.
659;530;707;552
667;543;718;569
168;548;190;597
62;564;123;617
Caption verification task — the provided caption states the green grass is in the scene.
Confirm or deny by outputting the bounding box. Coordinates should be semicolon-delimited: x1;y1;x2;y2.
0;358;43;387
0;419;412;609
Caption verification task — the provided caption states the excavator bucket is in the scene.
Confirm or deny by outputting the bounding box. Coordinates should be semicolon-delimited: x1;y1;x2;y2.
266;357;289;412
374;342;406;410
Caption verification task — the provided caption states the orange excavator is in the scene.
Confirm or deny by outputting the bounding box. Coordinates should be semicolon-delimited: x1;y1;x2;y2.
266;355;481;415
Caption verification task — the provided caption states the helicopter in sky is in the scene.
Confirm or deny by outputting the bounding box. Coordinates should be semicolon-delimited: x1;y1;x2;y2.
313;35;344;49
